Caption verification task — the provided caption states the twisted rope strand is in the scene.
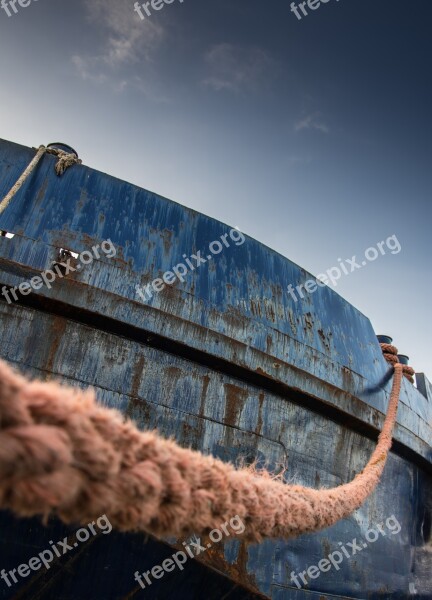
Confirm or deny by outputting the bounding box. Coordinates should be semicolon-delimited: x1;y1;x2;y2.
0;146;46;216
0;145;81;216
380;342;415;384
0;359;403;542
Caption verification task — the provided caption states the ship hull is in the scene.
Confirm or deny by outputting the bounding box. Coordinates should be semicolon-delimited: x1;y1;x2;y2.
0;139;431;599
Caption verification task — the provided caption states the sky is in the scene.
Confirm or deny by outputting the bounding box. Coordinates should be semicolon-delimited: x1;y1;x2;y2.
0;0;431;377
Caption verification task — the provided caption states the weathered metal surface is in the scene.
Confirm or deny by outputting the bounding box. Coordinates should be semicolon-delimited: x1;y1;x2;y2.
0;139;431;599
417;373;432;404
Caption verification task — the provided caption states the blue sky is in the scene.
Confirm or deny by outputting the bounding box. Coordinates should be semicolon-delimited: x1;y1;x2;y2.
0;0;431;377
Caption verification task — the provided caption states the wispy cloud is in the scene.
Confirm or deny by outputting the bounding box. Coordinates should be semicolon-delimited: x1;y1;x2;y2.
72;0;164;92
202;43;274;93
71;55;107;85
294;112;330;134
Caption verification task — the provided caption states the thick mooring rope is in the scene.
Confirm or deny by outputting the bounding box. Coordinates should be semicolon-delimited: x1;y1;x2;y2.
0;145;81;216
380;343;415;384
0;359;403;542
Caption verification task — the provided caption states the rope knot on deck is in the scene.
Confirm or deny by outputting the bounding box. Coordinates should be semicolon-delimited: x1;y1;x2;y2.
0;144;82;216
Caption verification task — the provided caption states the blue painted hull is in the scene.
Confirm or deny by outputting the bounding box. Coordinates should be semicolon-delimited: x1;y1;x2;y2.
0;139;431;599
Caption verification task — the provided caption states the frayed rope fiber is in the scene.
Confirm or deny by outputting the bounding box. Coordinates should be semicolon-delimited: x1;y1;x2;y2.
0;359;403;543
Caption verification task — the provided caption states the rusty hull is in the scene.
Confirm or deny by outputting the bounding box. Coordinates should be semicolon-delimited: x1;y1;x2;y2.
0;139;431;599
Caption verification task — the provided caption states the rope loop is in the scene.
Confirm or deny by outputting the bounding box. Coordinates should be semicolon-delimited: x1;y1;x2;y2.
380;342;415;384
0;144;81;216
